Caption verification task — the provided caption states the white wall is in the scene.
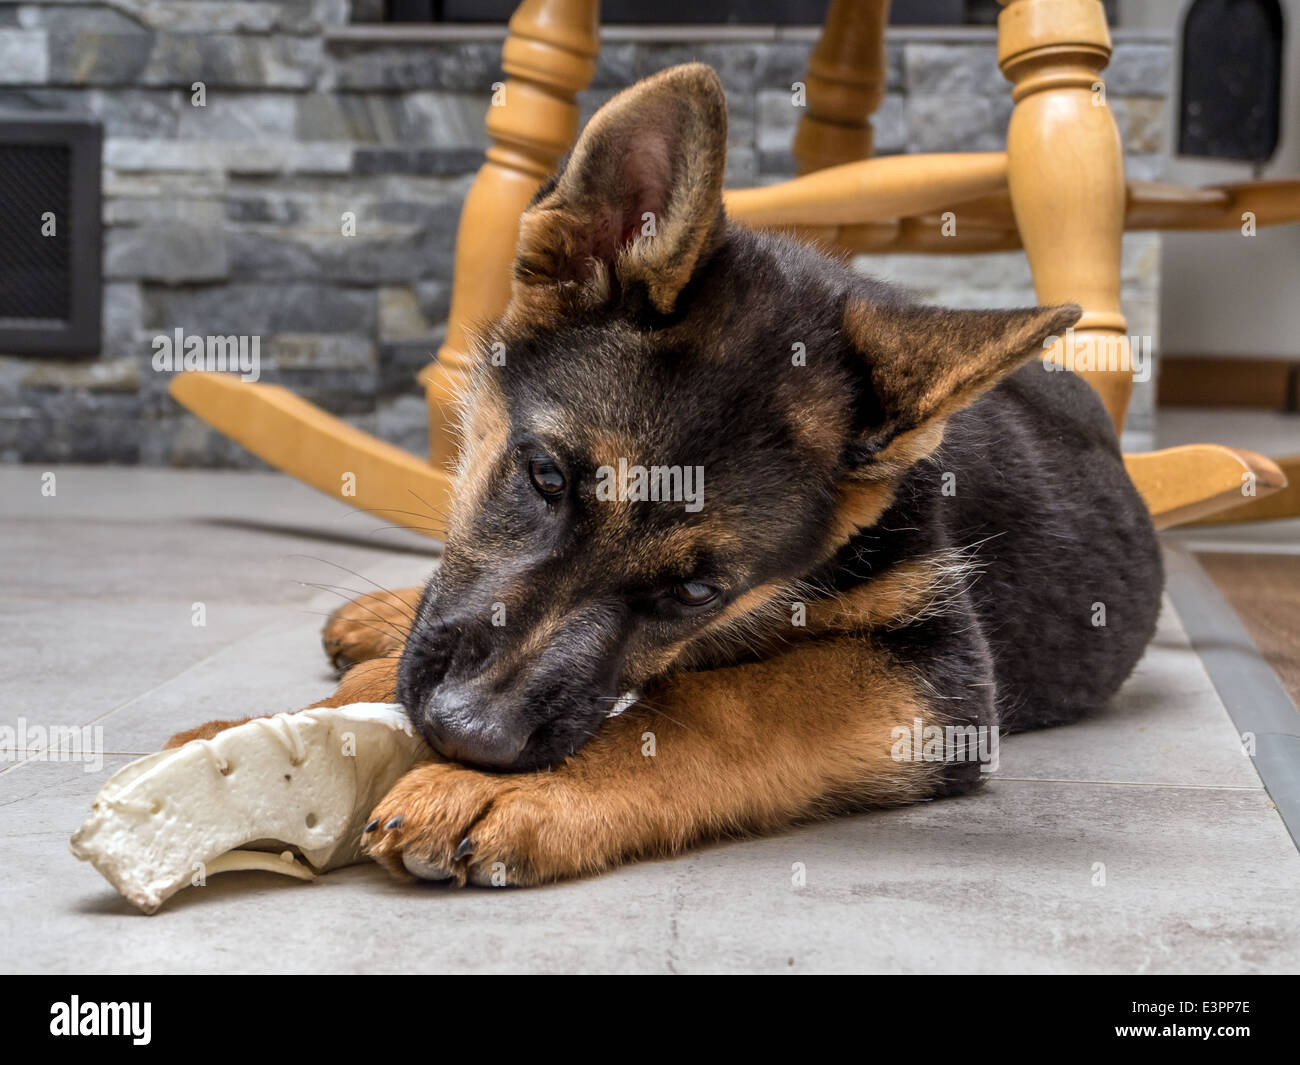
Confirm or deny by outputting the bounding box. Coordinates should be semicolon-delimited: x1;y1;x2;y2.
1120;0;1300;358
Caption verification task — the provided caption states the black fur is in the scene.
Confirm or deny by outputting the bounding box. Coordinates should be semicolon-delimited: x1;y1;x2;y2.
397;216;1164;775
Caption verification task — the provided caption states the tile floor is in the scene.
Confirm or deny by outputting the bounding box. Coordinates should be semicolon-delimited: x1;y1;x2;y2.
1;460;1297;974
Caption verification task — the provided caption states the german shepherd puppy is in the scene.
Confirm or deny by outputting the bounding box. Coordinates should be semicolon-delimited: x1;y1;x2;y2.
169;65;1163;886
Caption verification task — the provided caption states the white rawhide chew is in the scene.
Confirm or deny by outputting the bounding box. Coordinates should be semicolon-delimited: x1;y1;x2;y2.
70;703;430;914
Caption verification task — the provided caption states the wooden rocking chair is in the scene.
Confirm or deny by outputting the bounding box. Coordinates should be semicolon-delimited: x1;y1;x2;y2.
170;0;1297;539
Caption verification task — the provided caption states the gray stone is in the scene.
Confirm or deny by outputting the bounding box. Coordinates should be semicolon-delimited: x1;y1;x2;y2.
115;1;347;35
273;366;376;414
104;168;227;199
327;42;501;92
88;86;182;135
575;86;616;130
1107;44;1172;97
134;32;323;89
1122;233;1162;288
756;90;904;163
372;391;428;455
754;41;903;94
904;43;1006;96
105;138;352;174
590;42;643;90
1111;96;1167;155
102;282;144;354
396;92;490;147
639;41;757;97
295;92;404;142
224;230;321;279
176;91;297;141
105;139;228;171
872;94;907;154
226;206;460;284
352;147;484;177
379;337;441;396
0;29;50;83
757;88;801;154
26;6;146;32
268;332;375;370
852;251;1035;295
723;146;757;188
224;194;304;224
905;94;1011;153
299;90;488;148
1125;154;1167;182
46;29;154;86
414;279;450;325
104;195;223;226
129;1;281;34
142;414;267;467
144;282;377;335
751;41;809;92
0;356;28;407
378;285;437;342
106;223;229;283
21;356;140;393
1;389;144;463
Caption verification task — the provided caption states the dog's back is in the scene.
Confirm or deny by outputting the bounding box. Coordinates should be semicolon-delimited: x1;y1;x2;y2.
860;361;1163;734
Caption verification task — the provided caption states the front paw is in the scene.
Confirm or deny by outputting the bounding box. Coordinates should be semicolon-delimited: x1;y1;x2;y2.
321;588;421;674
362;762;600;887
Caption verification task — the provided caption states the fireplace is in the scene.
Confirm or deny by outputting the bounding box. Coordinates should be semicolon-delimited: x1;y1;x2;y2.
0;116;102;357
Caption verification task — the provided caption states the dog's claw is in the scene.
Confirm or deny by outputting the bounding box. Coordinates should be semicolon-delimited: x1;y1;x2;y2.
363;818;379;833
384;815;404;830
454;837;475;860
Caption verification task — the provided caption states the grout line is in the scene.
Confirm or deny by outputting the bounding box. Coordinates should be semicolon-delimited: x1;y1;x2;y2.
1164;544;1300;853
69;612;301;735
992;776;1264;791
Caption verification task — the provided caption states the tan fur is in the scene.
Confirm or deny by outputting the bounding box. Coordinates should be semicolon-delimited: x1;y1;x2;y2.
841;298;1081;446
803;557;967;634
162;654;404;749
362;637;941;885
509;64;728;320
321;587;423;673
823;479;897;554
450;376;510;533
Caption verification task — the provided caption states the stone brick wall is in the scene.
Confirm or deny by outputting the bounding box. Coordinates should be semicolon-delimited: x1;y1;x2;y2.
0;7;1171;465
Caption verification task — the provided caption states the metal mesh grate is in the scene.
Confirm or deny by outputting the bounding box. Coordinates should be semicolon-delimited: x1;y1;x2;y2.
0;143;73;321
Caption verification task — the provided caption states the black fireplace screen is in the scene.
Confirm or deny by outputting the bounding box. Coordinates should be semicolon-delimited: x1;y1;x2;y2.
1179;0;1284;163
0;117;102;357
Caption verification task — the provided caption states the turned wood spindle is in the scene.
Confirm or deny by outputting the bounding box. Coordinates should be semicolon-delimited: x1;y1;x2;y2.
421;0;600;472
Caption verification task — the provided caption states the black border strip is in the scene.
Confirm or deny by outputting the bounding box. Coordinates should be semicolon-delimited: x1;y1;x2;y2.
1164;543;1300;851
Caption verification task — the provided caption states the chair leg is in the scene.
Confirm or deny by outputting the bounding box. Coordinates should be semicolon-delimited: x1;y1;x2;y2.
997;0;1132;432
420;0;600;473
791;0;891;175
1124;446;1287;530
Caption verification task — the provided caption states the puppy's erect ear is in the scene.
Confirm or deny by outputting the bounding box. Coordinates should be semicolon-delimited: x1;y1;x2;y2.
843;298;1082;474
512;63;728;316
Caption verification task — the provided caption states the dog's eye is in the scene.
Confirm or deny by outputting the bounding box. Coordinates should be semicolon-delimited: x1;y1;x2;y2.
672;582;718;607
528;456;566;499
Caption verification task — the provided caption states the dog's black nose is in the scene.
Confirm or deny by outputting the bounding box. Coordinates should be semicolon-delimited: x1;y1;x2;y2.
419;687;529;769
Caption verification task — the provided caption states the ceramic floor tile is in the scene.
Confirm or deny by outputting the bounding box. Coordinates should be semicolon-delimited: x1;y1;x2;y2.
6;759;1297;974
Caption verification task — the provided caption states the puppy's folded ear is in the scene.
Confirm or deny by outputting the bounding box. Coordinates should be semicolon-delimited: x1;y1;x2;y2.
843;297;1083;475
512;63;728;316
